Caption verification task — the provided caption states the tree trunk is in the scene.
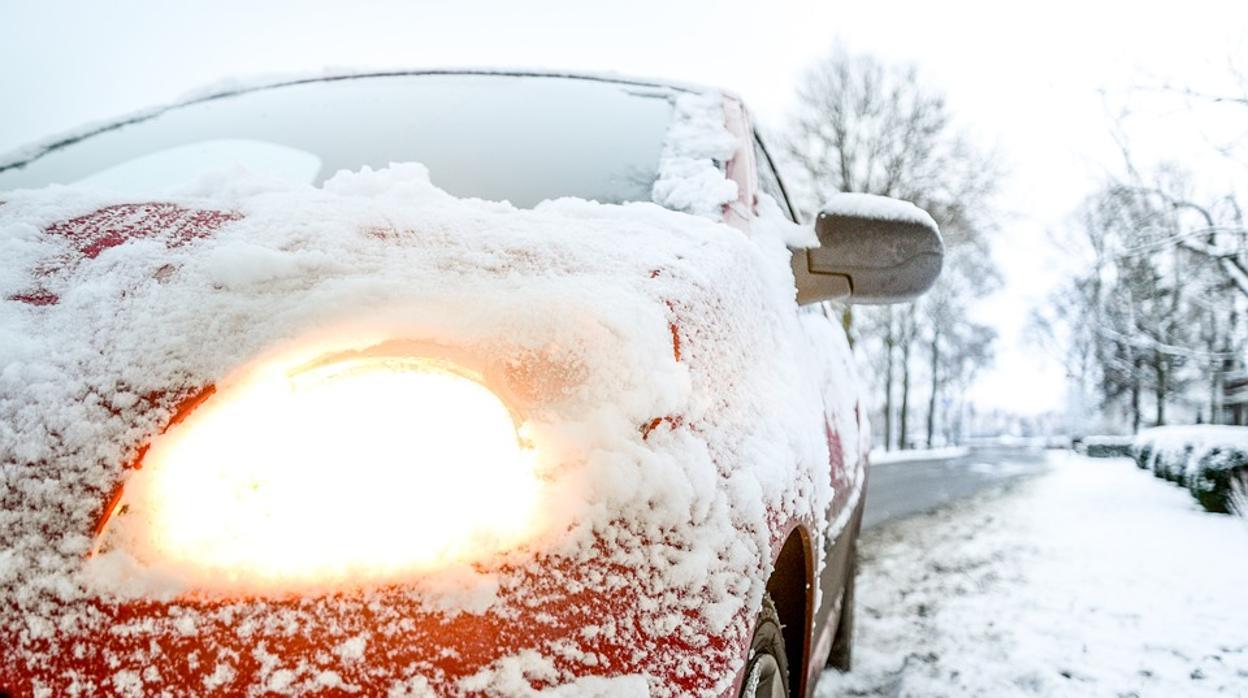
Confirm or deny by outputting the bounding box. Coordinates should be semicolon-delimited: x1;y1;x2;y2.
1154;357;1167;426
883;309;895;451
1130;355;1142;434
899;334;912;451
1211;357;1221;426
926;329;940;448
1209;311;1221;425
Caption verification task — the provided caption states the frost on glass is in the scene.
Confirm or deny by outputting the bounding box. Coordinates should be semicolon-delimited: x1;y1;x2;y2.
0;74;675;208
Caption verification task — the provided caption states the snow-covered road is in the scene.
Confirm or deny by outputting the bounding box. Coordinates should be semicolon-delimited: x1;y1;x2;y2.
817;451;1248;697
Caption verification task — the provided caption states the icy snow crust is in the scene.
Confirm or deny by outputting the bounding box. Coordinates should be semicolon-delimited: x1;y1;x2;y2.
0;152;851;692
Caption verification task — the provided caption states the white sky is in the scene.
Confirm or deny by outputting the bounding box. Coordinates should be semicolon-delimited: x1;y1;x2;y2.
3;0;1246;415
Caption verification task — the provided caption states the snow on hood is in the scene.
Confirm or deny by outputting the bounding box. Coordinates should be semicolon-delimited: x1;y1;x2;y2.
0;163;835;693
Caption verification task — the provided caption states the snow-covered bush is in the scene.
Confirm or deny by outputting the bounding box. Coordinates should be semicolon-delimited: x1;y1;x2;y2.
1232;472;1248;520
1130;440;1154;470
1081;435;1133;458
1187;442;1248;514
1158;444;1195;484
1132;426;1248;513
1133;427;1199;483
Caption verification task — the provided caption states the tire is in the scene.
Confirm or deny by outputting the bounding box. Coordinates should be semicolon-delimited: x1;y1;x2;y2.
827;545;857;672
741;595;790;698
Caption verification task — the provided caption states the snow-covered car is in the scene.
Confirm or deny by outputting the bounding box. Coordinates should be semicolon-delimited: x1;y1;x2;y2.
0;71;943;697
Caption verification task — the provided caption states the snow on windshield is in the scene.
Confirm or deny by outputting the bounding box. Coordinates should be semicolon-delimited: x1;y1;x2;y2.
73;139;324;197
651;92;740;219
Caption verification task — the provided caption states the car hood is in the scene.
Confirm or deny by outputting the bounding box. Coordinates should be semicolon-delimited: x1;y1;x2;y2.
0;165;835;696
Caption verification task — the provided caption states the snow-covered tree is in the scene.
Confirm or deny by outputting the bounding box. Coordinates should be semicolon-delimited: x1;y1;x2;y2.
1035;176;1246;430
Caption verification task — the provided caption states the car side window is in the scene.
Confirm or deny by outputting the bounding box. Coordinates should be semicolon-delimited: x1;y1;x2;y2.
753;135;797;223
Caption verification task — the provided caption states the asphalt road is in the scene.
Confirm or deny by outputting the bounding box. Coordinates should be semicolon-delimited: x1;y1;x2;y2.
862;444;1053;530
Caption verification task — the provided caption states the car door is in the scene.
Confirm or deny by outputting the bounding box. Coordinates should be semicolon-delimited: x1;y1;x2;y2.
752;133;865;511
753;132;869;677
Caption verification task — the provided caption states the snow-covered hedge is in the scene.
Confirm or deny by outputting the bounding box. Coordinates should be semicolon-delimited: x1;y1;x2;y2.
1131;426;1248;513
1079;435;1133;458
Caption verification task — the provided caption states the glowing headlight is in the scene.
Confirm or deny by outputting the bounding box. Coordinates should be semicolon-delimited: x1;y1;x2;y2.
107;351;540;591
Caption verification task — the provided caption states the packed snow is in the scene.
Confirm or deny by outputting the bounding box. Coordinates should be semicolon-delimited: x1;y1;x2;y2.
820;192;937;229
753;193;819;248
817;451;1248;697
0;85;862;695
650;92;740;219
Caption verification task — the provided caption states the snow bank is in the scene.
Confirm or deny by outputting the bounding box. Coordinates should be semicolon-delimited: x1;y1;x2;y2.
0;153;844;693
868;446;968;465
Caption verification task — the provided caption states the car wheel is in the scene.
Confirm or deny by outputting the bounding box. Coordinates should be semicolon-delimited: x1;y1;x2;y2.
741;595;789;698
827;544;857;672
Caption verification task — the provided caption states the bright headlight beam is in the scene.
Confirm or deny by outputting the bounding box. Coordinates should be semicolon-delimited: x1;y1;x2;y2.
113;353;540;591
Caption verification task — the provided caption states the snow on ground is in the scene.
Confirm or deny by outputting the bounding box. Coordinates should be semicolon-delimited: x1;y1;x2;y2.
869;446;969;465
818;451;1248;697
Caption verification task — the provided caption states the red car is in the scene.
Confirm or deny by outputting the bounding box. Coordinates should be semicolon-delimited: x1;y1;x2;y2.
0;71;942;697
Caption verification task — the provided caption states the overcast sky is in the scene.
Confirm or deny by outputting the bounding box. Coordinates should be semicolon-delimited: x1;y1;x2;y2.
3;0;1246;415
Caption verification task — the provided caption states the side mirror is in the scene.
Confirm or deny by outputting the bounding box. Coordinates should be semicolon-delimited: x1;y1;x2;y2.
792;193;944;305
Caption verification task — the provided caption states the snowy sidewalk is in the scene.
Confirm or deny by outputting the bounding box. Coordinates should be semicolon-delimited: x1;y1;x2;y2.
817;451;1248;697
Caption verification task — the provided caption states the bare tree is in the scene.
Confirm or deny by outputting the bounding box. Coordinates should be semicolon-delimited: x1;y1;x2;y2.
855;305;897;449
783;47;1003;449
1032;56;1248;431
1118;63;1248;298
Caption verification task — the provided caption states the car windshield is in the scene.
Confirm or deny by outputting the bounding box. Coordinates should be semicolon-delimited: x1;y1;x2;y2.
0;73;679;207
